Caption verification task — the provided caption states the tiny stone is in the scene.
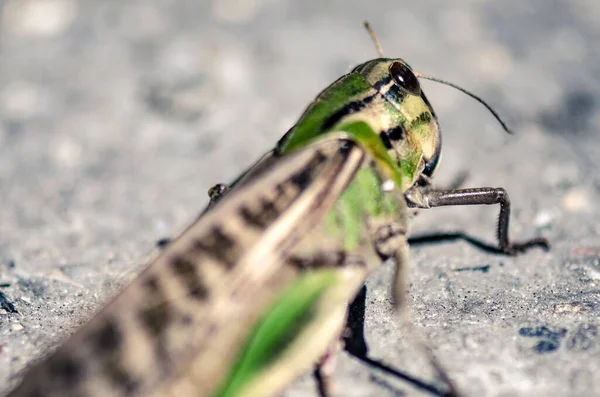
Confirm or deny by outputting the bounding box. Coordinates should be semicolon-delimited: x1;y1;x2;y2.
11;323;23;331
3;0;76;38
554;302;588;314
562;187;591;213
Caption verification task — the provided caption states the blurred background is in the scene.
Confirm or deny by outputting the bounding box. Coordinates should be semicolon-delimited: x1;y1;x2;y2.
1;1;599;396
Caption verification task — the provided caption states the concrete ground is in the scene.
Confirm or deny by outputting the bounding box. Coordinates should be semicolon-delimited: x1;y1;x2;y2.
1;1;599;396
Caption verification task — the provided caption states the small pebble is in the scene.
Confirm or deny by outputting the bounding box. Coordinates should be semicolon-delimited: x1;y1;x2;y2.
11;323;23;331
554;302;588;313
3;0;76;38
562;187;591;213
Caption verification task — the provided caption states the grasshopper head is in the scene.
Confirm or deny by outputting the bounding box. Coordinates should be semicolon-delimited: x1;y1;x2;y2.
353;58;442;183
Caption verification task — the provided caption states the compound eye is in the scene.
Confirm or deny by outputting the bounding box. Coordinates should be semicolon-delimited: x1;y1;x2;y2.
389;62;421;96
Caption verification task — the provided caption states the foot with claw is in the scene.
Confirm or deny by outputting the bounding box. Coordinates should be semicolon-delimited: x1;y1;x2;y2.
502;237;550;256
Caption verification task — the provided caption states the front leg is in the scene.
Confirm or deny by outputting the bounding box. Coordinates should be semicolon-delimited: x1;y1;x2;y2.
405;186;549;255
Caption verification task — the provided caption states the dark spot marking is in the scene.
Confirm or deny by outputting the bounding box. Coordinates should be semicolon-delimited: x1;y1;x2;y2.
193;226;239;269
410;111;432;129
321;93;378;131
290;169;311;191
50;355;83;384
379;131;393;149
171;256;208;300
239;205;265;228
92;317;122;352
87;318;139;393
290;150;327;190
138;274;172;338
139;298;171;337
259;198;279;220
239;202;277;229
137;276;177;373
383;124;405;142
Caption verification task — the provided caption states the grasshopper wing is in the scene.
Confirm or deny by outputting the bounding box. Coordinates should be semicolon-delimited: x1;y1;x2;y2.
7;139;383;397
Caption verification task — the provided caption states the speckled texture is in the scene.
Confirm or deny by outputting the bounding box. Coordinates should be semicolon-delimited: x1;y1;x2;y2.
1;1;599;396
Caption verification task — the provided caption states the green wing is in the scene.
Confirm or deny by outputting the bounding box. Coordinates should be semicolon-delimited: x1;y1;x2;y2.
6;139;369;397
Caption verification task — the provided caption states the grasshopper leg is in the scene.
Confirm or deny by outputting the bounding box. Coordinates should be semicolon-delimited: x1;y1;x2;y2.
405;186;549;255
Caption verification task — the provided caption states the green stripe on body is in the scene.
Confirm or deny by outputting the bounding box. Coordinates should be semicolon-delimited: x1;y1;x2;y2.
277;73;374;153
213;271;337;397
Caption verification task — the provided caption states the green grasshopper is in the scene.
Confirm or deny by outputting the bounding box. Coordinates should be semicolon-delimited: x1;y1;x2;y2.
6;23;548;397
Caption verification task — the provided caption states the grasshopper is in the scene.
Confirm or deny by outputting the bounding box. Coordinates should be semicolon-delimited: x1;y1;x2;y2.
6;24;548;397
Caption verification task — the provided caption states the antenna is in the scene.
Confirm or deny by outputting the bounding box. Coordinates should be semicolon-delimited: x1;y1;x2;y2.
363;21;385;57
362;22;512;135
415;72;513;134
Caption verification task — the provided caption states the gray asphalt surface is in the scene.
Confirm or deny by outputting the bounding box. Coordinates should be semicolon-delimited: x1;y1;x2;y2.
1;1;600;396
